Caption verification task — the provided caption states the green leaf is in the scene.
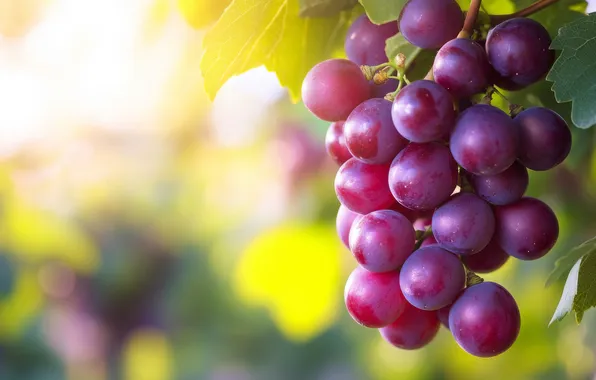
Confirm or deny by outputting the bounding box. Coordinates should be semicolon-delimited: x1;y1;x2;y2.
178;0;233;29
358;0;406;24
385;33;435;80
547;236;596;286
200;0;356;102
550;257;581;324
547;13;596;129
299;0;358;17
573;250;596;322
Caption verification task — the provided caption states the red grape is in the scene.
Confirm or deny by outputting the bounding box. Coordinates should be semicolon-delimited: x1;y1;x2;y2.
345;14;399;66
468;162;528;206
379;302;440;349
325;121;352;166
462;237;510;274
399;0;463;49
336;204;361;248
436;304;451;329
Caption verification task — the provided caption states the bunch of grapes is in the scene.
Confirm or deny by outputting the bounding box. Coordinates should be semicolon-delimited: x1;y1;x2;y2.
304;0;571;358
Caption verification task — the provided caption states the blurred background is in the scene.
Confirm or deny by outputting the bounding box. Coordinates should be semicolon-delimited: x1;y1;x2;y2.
0;0;594;379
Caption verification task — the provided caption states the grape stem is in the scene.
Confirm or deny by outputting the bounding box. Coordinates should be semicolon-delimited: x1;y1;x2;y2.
414;228;433;250
458;0;483;39
490;0;559;25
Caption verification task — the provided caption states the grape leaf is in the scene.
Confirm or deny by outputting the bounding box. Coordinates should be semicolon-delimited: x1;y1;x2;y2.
385;33;435;80
547;236;596;286
550;237;596;324
299;0;358;17
358;0;406;24
200;0;355;102
177;0;232;29
547;13;596;129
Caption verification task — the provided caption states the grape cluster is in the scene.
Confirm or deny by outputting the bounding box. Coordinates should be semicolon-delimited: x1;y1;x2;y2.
306;0;571;358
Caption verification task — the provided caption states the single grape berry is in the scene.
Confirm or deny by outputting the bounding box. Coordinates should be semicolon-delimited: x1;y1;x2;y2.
349;210;416;273
432;192;495;256
336;204;362;248
379;302;440;349
433;38;490;98
302;59;370;122
486;18;554;90
399;246;465;310
371;79;400;99
335;158;395;214
462;237;510;274
391;80;456;143
450;104;519;175
468;162;529;206
494;197;559;260
389;142;458;211
345;98;408;164
325;121;352;166
345;14;399;66
399;0;463;49
449;282;520;357
344;266;407;328
436;304;452;329
514;107;572;171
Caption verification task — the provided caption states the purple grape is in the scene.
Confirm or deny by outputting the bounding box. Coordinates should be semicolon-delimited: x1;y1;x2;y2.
494;197;559;260
450;104;519;175
345;14;399;66
399;246;465;310
432;192;495;256
335;158;395;214
391;80;456;143
349;210;416;273
389;142;458;211
302;59;371;121
514;107;572;171
433;38;490;98
462;237;510;274
436;304;451;329
390;201;422;223
449;282;520;357
370;79;400;99
325;121;352;166
486;18;554;90
399;0;463;49
336;204;362;248
420;234;438;247
468;162;529;206
344;98;408;164
344;266;407;328
379;302;440;349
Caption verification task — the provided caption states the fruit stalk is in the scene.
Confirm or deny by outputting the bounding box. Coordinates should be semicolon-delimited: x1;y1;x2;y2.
458;0;483;38
490;0;559;25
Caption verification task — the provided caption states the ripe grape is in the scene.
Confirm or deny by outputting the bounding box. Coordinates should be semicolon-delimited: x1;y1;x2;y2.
494;197;559;260
335;158;395;214
336;204;361;248
486;18;554;90
433;38;490;98
379;302;440;349
449;282;520;357
420;234;438;247
345;14;399;66
389;142;458;210
391;80;456;143
302;59;371;121
371;79;400;99
344;266;407;328
399;0;463;49
436;304;451;329
450;104;519;175
399;246;465;310
432;192;495;256
325;121;352;166
468;162;529;206
349;210;416;272
514;107;572;171
462;237;510;274
344;98;408;164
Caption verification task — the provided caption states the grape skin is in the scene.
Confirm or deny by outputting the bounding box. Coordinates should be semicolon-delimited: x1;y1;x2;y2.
336;204;361;248
433;38;490;98
345;98;408;164
399;0;463;49
436;304;452;329
344;266;407;328
486;18;554;90
345;14;399;66
389;142;458;211
450;104;519;175
302;59;371;122
349;210;416;273
391;80;456;143
325;121;353;166
449;282;520;357
379;302;440;349
468;162;529;206
335;158;395;214
399;246;465;310
494;197;559;260
514;107;572;171
462;237;510;274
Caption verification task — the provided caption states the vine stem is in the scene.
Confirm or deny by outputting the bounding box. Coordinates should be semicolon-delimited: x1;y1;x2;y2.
490;0;559;25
